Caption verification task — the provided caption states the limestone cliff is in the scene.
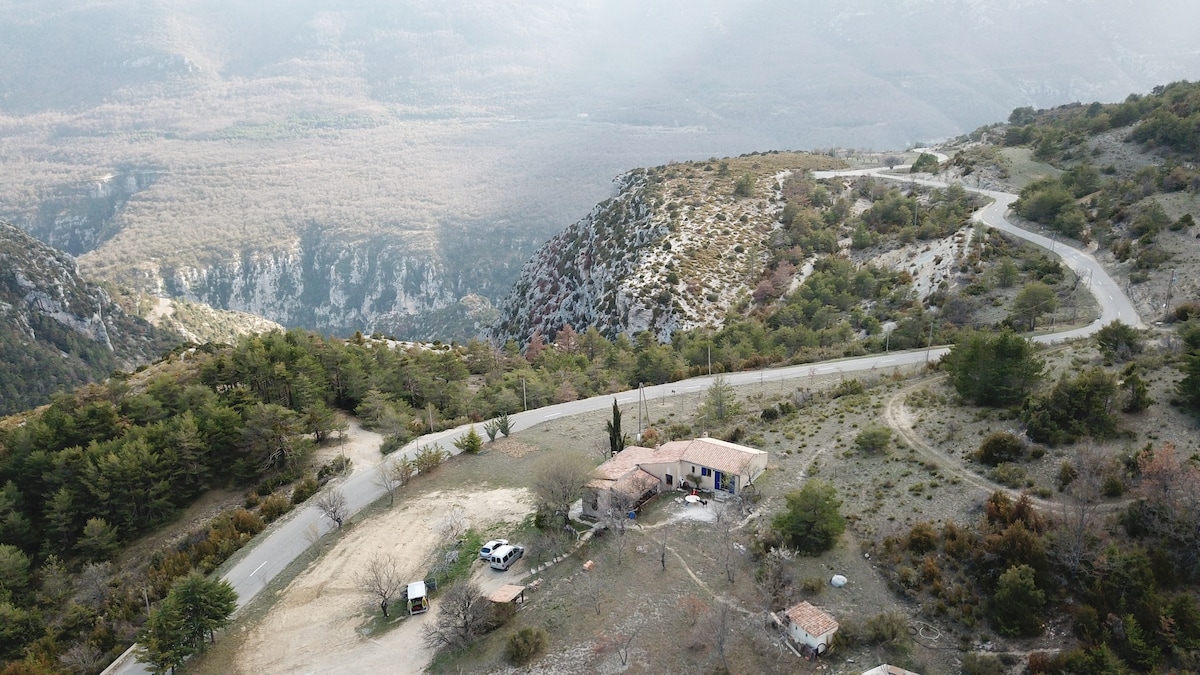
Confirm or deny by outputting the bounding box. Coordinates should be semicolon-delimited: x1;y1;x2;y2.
0;222;180;414
490;153;841;345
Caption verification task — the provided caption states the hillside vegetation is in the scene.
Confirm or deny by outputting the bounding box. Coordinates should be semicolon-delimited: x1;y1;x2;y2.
943;81;1200;325
493;150;1095;369
3;3;1200;336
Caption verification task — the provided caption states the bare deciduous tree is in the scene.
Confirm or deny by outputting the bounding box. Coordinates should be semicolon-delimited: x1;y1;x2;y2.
678;595;708;626
376;462;400;505
421;581;494;652
755;547;796;611
655;526;669;571
1134;442;1200;575
59;642;104;673
532;527;569;569
357;554;405;617
436;506;469;541
712;501;739;583
1047;447;1107;584
316;489;347;528
74;561;113;610
531;451;594;527
705;601;735;673
594;631;636;666
582;568;604;616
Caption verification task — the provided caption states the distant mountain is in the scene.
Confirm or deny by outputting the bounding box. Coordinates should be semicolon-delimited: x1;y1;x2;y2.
0;222;180;414
1;1;1198;339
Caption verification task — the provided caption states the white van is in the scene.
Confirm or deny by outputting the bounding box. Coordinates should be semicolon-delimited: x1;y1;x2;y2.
488;544;524;571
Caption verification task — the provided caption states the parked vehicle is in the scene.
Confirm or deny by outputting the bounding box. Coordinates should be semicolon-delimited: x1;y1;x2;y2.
406;581;429;615
489;544;524;571
479;539;508;559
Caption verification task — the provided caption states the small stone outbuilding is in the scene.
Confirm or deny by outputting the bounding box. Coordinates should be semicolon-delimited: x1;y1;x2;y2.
782;601;838;652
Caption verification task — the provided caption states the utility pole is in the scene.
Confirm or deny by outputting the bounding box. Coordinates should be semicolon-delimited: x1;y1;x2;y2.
925;320;935;363
707;344;712;376
521;377;527;411
637;383;644;442
1164;269;1177;320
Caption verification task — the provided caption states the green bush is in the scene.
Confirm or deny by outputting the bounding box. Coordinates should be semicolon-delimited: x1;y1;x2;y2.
910;153;940;173
733;173;755;197
1022;368;1119;446
453;426;484;454
906;522;939;554
990;462;1028;488
855;426;892;454
831;379;865;398
863;611;912;655
943;330;1043;407
1096;320;1143;362
975;432;1024;466
317;456;352;481
260;493;293;522
380;434;407;455
990;564;1046;637
771;479;845;555
291;475;319;504
506;627;548;665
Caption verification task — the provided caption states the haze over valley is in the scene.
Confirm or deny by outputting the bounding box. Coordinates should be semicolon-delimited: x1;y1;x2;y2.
3;0;1199;338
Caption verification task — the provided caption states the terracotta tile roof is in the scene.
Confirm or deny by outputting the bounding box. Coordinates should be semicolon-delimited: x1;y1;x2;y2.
612;468;660;498
590;445;684;481
667;437;766;475
785;601;839;636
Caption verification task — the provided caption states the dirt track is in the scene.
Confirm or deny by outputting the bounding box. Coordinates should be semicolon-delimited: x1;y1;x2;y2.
233;419;535;674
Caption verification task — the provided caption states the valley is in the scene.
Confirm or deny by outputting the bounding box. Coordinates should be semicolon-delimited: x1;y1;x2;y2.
4;2;1199;339
2;5;1200;673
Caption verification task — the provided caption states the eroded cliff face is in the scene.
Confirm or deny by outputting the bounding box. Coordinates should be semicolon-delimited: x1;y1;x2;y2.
16;170;159;256
490;169;673;345
0;221;179;414
488;154;842;346
154;230;464;338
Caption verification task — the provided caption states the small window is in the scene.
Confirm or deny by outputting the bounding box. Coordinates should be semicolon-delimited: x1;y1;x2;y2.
701;467;711;477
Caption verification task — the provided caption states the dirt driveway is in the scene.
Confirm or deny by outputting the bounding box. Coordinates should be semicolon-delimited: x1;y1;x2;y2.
233;464;533;675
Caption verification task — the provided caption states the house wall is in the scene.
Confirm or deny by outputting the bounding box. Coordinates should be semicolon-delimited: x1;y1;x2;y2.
787;624;836;649
582;487;611;520
634;461;676;485
681;459;768;494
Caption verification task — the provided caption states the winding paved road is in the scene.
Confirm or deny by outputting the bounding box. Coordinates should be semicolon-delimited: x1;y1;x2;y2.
103;160;1142;674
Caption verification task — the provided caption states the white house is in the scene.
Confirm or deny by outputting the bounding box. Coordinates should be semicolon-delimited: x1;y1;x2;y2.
581;438;768;520
783;601;838;652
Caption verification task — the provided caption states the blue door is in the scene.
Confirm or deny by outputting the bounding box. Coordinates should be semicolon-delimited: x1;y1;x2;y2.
713;470;723;492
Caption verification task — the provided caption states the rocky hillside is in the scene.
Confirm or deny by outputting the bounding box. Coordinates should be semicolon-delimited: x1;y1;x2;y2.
491;153;842;344
939;81;1200;324
0;222;181;414
4;3;1199;342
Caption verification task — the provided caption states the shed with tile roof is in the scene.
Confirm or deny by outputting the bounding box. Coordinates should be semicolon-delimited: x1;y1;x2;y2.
783;601;838;652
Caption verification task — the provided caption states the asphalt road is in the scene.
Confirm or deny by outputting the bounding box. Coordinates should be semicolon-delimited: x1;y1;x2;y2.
102;162;1143;674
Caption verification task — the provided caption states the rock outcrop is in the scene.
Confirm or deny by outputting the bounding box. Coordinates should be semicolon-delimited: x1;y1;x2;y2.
490;153;840;346
0;221;180;414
